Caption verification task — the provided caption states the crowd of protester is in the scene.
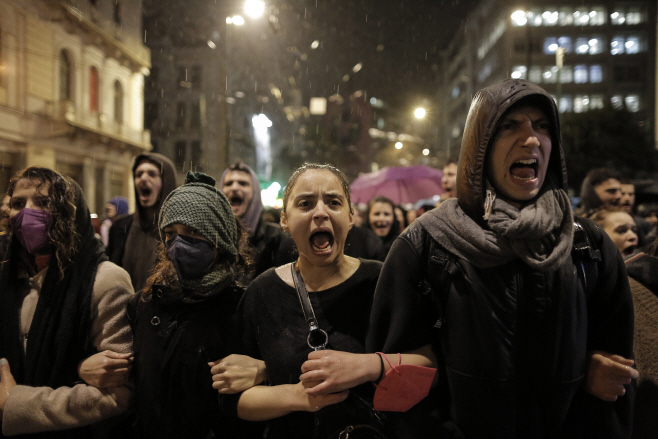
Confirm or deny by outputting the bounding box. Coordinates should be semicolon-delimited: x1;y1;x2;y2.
0;78;656;439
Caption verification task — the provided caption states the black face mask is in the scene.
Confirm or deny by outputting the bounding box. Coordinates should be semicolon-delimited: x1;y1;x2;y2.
165;234;216;280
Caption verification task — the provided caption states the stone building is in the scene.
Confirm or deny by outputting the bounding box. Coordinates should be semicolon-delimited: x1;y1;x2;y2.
0;0;151;214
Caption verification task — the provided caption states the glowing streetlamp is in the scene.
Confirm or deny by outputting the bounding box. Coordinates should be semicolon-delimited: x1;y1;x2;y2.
244;0;265;19
414;107;426;119
395;142;403;150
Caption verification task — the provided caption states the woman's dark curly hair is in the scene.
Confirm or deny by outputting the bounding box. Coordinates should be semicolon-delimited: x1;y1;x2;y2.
7;167;78;274
142;217;253;295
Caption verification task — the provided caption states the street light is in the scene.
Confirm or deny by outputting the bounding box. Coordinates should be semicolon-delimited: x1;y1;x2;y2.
414;107;426;119
244;0;265;19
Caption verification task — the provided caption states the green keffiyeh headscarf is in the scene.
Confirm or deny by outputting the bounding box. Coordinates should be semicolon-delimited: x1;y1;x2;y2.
158;172;239;299
159;172;238;257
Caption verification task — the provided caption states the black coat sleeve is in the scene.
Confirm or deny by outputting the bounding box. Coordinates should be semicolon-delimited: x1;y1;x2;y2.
564;218;635;439
366;235;437;354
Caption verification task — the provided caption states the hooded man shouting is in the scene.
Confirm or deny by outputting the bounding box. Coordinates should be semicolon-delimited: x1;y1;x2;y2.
220;162;294;284
107;153;177;292
368;79;636;438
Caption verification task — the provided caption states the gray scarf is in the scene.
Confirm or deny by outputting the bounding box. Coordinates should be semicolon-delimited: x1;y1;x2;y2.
418;177;574;271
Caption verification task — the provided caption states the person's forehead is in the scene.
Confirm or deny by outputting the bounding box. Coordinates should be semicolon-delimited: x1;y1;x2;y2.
294;169;343;193
608;211;633;224
135;160;160;174
14;178;49;194
225;170;252;182
597;178;621;188
501;104;548;120
372;202;393;212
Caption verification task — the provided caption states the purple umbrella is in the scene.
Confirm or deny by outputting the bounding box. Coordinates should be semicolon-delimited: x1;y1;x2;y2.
350;165;445;205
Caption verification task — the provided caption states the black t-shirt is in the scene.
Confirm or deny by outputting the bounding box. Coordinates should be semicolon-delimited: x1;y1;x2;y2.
239;259;383;438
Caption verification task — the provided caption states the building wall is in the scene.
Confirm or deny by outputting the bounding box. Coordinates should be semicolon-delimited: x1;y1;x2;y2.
439;0;657;152
0;0;151;215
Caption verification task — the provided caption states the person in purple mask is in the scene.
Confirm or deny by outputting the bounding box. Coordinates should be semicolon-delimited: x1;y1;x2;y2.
0;166;134;437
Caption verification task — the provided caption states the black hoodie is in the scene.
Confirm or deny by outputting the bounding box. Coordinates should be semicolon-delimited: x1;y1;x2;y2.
107;153;177;292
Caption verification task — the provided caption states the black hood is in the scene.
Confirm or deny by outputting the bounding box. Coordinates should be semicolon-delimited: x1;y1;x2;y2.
133;152;178;229
456;79;567;219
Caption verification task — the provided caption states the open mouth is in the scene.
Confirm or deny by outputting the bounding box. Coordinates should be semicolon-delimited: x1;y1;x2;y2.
230;196;244;208
622;245;637;257
509;159;538;181
138;186;152;199
310;231;334;253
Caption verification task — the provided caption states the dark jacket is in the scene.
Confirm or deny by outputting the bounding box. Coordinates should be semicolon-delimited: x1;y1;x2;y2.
106;153;177;292
127;283;262;439
625;250;658;439
242;217;295;284
367;79;635;438
344;226;385;261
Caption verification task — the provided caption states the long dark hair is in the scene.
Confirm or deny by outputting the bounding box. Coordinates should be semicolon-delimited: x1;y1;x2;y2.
7;167;78;275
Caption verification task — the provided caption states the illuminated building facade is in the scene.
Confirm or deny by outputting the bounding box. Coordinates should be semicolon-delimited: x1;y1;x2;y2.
440;0;657;153
0;0;151;214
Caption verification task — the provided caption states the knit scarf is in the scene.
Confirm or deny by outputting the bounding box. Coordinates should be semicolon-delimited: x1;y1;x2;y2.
175;265;235;304
418;177;574;271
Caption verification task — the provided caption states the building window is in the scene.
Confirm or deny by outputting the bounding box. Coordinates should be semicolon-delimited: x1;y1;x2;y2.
177;67;190;88
174;141;186;167
113;1;121;25
574;65;587;83
191;66;202;89
557;95;572;113
589;65;602;83
611;95;623;110
191;141;201;164
611;36;643;55
529;66;542;83
575;38;589;54
573;10;590;25
557;36;572;53
588;9;605;25
190;102;200;127
511;65;527;79
113;80;123;122
558;7;573;26
559;65;573;83
625;37;640;54
542;67;558;84
144;102;158;130
576;37;603;55
574;95;589;113
148;67;159;89
59;50;72;101
541;10;559;26
590;95;604;109
89;67;99;112
611;8;645;25
176;102;186;127
625;95;639;112
611;37;624;55
544;37;558;54
626;9;643;25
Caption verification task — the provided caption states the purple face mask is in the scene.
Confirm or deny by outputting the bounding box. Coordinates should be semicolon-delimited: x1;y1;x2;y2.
11;208;52;254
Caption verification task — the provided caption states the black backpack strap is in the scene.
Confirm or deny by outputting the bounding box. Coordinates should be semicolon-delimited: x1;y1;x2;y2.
572;217;601;297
